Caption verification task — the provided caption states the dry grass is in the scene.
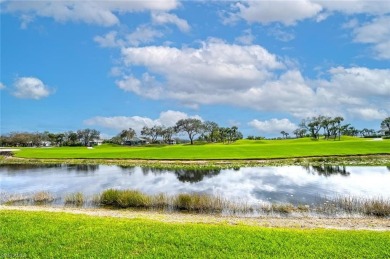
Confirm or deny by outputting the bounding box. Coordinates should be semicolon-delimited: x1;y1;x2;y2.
64;192;84;207
32;191;54;204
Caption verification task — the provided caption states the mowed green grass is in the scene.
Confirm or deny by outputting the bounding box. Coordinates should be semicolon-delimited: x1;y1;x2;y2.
1;211;389;258
14;137;390;160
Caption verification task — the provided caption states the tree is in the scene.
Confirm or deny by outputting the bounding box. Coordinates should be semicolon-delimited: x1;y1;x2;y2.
280;131;289;139
381;117;390;135
119;128;136;142
333;116;344;140
66;131;79;146
141;126;161;143
175;118;204;145
203;121;220;142
77;129;100;146
293;128;307;138
307;116;326;139
161;127;175;143
227;126;243;143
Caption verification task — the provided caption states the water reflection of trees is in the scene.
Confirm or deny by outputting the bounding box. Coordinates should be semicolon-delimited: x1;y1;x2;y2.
140;167;221;183
387;166;390;172
0;164;63;173
66;164;99;173
303;165;350;177
0;164;100;173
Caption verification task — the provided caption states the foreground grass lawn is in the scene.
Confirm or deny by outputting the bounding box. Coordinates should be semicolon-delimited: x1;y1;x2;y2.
14;137;390;160
1;211;390;258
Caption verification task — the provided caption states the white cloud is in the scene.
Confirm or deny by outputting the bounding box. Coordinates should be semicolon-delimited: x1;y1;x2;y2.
318;66;390;98
120;40;284;94
115;40;390;119
94;31;123;48
84;110;202;133
352;16;390;59
126;25;164;46
249;118;297;134
94;26;164;48
316;0;390;16
230;1;390;28
3;0;179;27
151;12;190;32
0;82;6;90
235;29;255;45
347;108;388;120
234;0;322;26
12;77;52;100
267;25;295;42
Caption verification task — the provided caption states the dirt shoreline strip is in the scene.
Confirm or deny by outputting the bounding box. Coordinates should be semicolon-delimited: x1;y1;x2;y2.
1;205;389;231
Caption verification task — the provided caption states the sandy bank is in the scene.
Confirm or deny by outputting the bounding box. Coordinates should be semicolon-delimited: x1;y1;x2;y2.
1;205;389;231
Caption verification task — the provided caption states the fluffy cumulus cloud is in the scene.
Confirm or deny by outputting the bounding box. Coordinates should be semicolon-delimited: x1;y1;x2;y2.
12;77;52;100
84;110;202;133
318;67;390;98
248;118;298;134
118;40;285;104
2;0;179;27
231;0;390;26
0;82;6;90
234;0;322;26
116;41;315;116
116;38;390;119
347;108;388;121
351;16;390;59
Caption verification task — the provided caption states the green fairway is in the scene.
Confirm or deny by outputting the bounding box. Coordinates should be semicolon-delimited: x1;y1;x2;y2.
14;137;390;160
1;210;389;258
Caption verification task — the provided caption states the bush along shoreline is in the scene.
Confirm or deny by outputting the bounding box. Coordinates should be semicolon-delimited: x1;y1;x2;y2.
2;189;390;218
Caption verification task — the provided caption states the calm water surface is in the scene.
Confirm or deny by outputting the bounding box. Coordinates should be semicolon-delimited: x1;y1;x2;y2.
1;164;390;205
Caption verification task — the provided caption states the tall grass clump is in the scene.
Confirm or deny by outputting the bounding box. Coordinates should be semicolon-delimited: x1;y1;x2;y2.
100;189;121;206
32;191;54;204
151;193;171;209
174;193;225;212
99;189;150;208
116;190;150;208
363;197;390;217
64;192;84;207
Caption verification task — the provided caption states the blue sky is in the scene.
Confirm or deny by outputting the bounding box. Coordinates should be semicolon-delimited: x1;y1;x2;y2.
1;0;389;138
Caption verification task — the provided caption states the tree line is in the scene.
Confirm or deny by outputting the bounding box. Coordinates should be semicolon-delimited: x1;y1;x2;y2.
0;129;100;147
285;116;390;140
108;118;243;145
1;117;388;147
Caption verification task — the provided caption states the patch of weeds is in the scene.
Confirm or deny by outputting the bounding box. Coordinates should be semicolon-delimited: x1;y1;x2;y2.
64;192;84;207
32;191;54;205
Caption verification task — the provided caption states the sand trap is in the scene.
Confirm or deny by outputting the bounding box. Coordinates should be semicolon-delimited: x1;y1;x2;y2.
370;138;383;141
0;148;20;151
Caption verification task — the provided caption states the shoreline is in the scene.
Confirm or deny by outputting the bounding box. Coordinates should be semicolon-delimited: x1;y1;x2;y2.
1;205;390;231
2;154;390;168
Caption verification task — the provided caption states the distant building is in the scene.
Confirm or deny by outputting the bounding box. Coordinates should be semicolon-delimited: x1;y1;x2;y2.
88;139;103;146
41;141;52;147
123;137;148;146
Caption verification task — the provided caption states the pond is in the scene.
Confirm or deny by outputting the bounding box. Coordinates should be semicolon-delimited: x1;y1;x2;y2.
1;164;390;206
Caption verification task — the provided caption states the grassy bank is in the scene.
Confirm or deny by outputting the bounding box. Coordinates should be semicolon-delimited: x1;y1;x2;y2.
12;137;390;160
1;210;390;258
3;190;390;218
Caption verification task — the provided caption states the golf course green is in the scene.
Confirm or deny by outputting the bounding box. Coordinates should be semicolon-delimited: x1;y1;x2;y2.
13;137;390;160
